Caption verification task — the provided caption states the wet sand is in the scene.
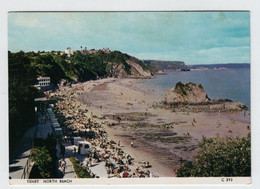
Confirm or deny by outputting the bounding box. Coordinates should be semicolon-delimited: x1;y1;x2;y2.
75;78;250;177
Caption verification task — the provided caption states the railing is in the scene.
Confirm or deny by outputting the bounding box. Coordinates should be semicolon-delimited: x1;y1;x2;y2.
21;153;31;179
21;125;38;179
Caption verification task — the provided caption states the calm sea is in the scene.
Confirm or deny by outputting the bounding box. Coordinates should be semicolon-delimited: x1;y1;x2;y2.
140;67;250;109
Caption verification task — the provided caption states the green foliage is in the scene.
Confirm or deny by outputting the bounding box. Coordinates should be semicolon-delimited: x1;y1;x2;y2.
31;134;57;178
175;82;187;95
143;60;187;71
30;54;65;85
69;52;105;81
69;157;93;178
8;51;39;152
177;133;251;177
9;50;154;153
31;147;53;178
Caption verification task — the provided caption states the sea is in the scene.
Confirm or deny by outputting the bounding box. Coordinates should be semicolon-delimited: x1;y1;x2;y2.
140;67;250;109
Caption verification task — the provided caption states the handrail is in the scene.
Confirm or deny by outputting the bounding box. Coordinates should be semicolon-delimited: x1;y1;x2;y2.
21;124;37;179
21;153;31;179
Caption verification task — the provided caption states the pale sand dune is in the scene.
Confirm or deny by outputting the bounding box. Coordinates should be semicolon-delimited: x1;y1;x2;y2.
76;78;250;177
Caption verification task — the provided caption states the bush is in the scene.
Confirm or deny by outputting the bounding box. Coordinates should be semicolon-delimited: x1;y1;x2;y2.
69;157;93;178
31;147;53;178
177;133;251;177
30;135;57;178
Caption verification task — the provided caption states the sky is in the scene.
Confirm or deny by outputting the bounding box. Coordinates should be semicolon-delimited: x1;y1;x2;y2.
8;12;250;65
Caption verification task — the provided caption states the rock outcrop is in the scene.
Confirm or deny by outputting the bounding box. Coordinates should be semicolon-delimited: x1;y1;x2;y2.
164;82;248;111
164;82;211;104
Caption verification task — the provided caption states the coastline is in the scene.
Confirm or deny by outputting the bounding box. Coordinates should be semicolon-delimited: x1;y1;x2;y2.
50;77;250;177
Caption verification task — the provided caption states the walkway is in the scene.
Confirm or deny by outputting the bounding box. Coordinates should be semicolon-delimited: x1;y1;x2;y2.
63;159;76;178
61;142;108;178
9;117;53;179
56;143;77;178
89;161;107;178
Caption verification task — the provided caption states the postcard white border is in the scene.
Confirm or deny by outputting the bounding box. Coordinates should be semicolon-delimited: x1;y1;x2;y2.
1;0;260;189
9;177;251;185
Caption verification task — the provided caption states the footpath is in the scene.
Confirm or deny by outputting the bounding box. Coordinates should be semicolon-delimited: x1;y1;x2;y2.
9;117;53;179
60;142;108;178
56;143;77;178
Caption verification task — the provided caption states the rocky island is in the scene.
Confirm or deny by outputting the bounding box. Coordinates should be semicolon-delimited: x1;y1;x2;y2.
164;82;211;104
164;82;248;112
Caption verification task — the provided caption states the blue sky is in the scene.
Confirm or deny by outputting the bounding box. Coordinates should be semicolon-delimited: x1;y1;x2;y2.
8;12;250;65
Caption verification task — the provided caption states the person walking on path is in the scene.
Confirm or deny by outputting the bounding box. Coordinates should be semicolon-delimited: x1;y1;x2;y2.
58;159;62;169
61;158;66;175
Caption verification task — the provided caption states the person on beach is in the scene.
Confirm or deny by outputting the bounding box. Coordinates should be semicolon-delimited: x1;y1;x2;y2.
51;85;158;179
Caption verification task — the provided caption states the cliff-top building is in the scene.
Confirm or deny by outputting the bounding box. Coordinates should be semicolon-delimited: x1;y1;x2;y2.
37;76;50;87
64;47;74;57
102;48;110;53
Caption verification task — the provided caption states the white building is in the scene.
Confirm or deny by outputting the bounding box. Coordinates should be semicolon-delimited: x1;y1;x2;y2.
65;47;74;57
37;77;50;87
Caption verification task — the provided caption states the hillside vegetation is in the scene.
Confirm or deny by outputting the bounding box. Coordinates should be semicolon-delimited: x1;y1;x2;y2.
144;60;189;71
8;50;154;152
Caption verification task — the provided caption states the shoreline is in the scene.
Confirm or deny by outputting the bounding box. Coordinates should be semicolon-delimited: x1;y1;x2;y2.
50;77;250;177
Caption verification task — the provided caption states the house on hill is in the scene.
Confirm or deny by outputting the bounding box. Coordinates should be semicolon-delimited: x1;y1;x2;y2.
64;47;74;57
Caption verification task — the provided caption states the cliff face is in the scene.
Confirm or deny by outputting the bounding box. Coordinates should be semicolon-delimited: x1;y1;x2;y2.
108;63;128;78
126;60;153;78
164;82;211;104
107;59;153;79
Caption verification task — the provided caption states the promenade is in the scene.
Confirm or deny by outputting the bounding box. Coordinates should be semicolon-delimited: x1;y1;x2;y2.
59;142;108;178
56;143;77;178
9;116;53;179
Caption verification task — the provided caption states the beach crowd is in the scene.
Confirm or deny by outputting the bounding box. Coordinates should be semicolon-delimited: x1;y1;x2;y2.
50;82;155;178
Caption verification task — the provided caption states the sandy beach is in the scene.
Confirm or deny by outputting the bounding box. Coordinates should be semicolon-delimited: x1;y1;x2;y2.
63;77;250;177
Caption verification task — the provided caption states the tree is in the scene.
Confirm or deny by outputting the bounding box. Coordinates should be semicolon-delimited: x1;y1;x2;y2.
31;135;57;178
177;133;251;177
9;51;38;152
30;54;65;85
31;147;53;178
